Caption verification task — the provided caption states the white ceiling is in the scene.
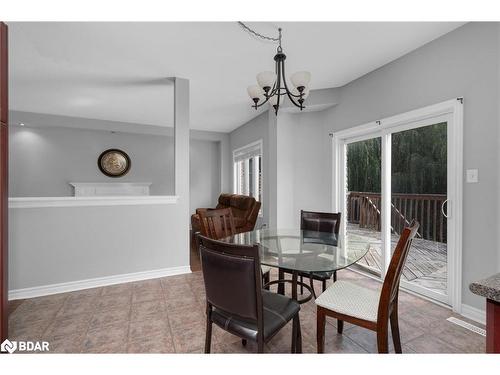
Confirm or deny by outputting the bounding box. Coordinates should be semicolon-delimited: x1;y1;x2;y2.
9;22;464;133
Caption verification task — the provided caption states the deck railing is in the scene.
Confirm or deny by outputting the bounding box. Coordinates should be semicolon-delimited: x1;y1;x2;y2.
347;191;447;243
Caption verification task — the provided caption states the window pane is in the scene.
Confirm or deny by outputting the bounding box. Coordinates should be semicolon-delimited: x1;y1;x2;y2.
391;122;448;295
249;157;254;197
346;137;382;277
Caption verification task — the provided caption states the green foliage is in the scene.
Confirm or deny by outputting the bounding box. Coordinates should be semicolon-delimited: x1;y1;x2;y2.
347;123;447;194
347;138;382;193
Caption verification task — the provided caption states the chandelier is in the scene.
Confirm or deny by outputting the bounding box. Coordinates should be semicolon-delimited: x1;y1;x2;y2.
241;23;311;115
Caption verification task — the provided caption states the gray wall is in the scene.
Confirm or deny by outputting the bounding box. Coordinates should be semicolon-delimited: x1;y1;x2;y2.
323;22;499;310
9;78;192;292
228;22;500;312
289;111;331;227
190;138;220;214
229;111;275;227
9;125;222;216
9;126;175;196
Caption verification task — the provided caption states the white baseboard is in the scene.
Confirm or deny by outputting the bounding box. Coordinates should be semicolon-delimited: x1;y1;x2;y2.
460;303;486;325
9;265;192;300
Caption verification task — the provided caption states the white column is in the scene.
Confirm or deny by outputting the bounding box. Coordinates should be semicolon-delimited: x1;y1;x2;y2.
172;77;190;265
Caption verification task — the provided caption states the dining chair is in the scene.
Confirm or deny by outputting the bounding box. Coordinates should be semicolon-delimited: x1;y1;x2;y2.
316;220;419;353
280;210;341;299
198;207;236;240
198;208;271;288
198;234;302;353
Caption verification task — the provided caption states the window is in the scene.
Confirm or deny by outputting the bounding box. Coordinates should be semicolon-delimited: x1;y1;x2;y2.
233;140;263;215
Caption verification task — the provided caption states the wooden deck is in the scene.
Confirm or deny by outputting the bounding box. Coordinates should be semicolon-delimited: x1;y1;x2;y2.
348;223;447;294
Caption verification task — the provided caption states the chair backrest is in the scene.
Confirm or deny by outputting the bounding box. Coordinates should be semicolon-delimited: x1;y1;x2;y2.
377;220;420;321
198;235;263;321
300;210;342;234
199;208;236;240
216;193;261;230
300;210;341;246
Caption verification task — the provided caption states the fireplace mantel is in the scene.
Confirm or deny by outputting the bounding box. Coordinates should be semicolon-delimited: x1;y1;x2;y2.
69;182;152;197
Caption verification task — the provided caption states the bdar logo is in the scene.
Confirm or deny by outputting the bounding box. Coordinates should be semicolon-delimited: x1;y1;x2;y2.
1;339;17;354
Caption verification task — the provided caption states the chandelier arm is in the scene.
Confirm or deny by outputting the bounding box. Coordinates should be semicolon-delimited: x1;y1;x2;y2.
267;60;280;97
275;62;282;114
284;87;304;108
281;60;305;104
255;95;271;108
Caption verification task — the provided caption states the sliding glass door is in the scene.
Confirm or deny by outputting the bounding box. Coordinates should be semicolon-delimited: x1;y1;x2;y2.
333;100;463;309
390;121;449;303
345;137;382;278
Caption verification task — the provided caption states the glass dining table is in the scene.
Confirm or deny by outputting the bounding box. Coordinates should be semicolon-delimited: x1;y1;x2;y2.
222;228;370;304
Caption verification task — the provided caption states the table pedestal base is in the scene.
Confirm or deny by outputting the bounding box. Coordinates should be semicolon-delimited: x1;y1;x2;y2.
265;274;313;305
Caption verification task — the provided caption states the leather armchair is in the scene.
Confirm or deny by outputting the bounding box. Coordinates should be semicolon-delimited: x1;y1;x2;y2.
191;193;261;236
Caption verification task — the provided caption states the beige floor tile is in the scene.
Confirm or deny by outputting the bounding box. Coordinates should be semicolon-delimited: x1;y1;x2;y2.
96;291;132;310
9;269;486;354
129;317;170;339
101;283;133;296
164;292;200;310
46;333;85;354
43;313;91;341
8;319;49;341
88;305;131;330
130;300;167;322
128;334;175;353
132;279;163;293
404;334;461;353
172;323;216;353
56;296;97;318
82;323;129;352
9;304;61;327
131;290;163;304
167;306;205;332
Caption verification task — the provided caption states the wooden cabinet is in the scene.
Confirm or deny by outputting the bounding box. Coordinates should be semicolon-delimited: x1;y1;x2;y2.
0;21;8;342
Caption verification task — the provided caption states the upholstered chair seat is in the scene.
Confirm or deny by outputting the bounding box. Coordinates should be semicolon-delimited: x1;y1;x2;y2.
212;290;300;341
315;280;380;322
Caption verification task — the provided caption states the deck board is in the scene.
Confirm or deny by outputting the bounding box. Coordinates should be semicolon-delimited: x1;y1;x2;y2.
347;223;447;294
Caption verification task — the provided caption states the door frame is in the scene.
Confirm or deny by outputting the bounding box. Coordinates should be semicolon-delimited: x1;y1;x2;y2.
331;98;464;313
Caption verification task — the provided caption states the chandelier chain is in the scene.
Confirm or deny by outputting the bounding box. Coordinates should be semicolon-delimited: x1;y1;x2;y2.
237;22;280;43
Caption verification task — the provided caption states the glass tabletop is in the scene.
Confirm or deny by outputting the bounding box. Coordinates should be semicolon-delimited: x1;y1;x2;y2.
222;228;370;273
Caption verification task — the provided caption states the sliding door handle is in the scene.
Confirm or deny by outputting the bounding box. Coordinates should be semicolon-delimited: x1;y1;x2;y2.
441;199;449;219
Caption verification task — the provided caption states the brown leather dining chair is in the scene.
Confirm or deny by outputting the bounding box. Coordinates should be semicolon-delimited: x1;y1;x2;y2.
281;210;341;298
198;208;271;287
316;220;420;353
198;235;302;353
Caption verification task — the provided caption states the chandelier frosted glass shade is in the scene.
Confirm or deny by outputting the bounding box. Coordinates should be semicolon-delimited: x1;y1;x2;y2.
247;85;263;101
256;71;277;91
290;71;311;89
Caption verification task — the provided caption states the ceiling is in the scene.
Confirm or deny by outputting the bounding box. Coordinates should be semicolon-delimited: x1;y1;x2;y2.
9;22;464;133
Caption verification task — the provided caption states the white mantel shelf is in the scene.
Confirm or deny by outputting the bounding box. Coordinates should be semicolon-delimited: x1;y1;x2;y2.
70;182;153;197
9;195;179;208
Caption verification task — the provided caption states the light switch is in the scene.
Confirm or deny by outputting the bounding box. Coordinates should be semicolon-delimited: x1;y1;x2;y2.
466;169;478;183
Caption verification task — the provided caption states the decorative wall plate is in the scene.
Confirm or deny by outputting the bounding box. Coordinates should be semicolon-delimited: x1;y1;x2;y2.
98;149;131;177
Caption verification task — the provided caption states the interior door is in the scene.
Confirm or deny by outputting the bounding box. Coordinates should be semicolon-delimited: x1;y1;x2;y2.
0;21;8;342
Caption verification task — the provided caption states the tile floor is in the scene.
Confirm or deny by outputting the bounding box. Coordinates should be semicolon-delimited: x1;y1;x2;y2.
8;269;486;353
